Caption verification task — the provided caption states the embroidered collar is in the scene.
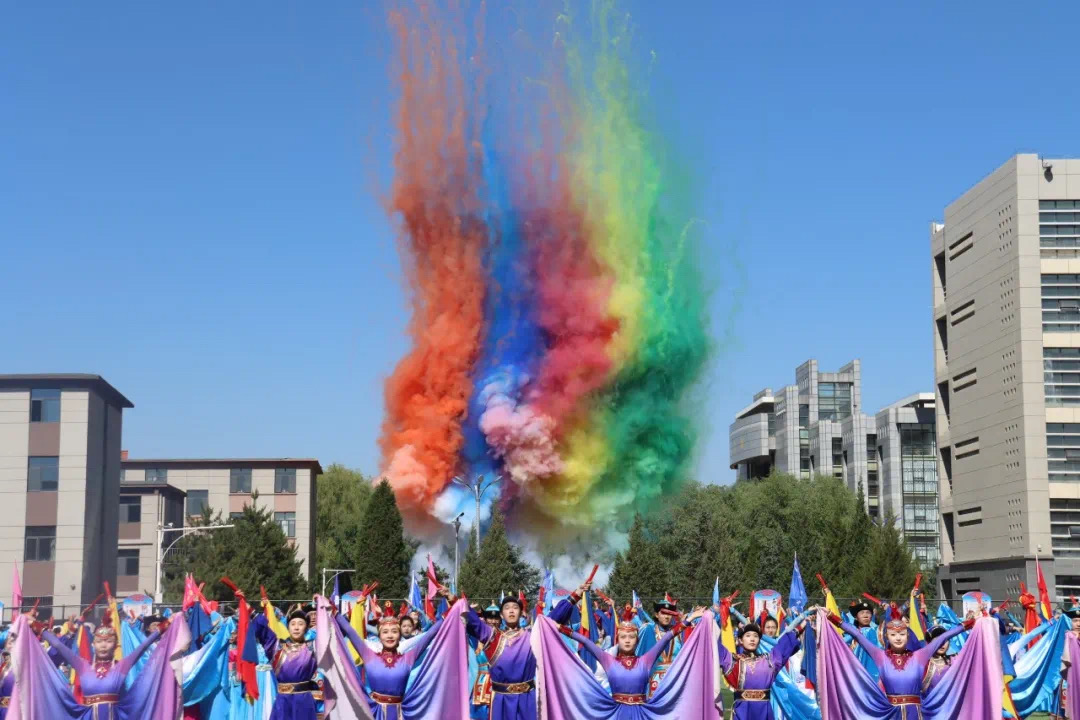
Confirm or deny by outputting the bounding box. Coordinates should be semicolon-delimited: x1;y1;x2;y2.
885;648;912;670
616;653;639;670
378;650;401;667
93;659;114;678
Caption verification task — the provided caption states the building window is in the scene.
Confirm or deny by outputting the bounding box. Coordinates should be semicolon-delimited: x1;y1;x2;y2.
187;489;209;517
274;468;297;493
229;511;245;521
866;435;879;518
27;456;59;492
1040;204;1080;258
120;496;142;523
900;424;939;567
230;468;252;494
1057;575;1080;602
799;404;810;479
117;549;139;577
1047;423;1080;482
145;468;168;483
25;526;56;562
1042;275;1080;330
818;382;853;421
831;437;843;479
275;512;296;538
1046;348;1080;406
30;389;61;423
1051;498;1080;558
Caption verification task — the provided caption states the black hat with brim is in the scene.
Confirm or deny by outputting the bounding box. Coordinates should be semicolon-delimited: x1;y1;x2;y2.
739;623;763;639
849;600;874;617
500;596;523;612
1066;608;1080;619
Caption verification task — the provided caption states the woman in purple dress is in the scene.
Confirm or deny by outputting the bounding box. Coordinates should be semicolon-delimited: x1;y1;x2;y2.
335;609;443;719
716;620;804;720
254;605;320;720
40;617;161;719
921;626;953;693
557;608;703;718
0;628;15;719
829;607;973;719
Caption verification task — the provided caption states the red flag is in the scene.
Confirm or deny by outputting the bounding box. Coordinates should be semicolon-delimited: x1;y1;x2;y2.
1036;558;1052;620
519;590;528;614
425;555;439;621
182;575;198;612
220;577;259;701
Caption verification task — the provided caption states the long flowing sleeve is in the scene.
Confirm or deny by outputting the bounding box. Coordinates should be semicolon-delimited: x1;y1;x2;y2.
252;614;280;661
716;636;734;675
116;629;161;676
549;597;577;625
40;630;86;674
403;617;445;663
640;630;677;671
837;620;884;667
917;623;967;663
462;606;495;644
567;630;614;672
768;629;801;670
335;613;379;666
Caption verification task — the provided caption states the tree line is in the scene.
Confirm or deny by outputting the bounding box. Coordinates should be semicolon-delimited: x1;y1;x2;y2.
164;466;929;605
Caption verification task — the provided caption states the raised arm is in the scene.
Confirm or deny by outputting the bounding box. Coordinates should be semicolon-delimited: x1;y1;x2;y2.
769;628;801;670
716;637;734;674
562;628;613;671
921;620;971;660
835;619;884;665
252;613;280;660
641;629;679;669
41;630;86;672
463;606;495;644
549;597;578;625
335;614;378;665
404;617;445;661
117;629;161;675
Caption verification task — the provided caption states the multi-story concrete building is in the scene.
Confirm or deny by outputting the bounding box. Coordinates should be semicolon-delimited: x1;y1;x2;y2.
116;481;186;598
0;374;132;617
120;458;322;579
730;363;940;566
933;154;1080;601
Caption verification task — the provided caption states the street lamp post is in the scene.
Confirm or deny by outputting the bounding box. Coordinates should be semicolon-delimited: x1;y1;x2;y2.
450;474;502;552
321;568;356;598
155;522;234;604
452;513;464;590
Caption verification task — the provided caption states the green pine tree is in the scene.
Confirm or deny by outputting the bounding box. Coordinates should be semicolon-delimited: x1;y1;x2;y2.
162;498;306;602
313;464;374;593
855;512;921;600
456;505;540;601
353;479;411;598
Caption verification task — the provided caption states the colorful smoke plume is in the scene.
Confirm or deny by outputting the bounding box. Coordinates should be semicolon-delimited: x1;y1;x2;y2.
380;0;710;542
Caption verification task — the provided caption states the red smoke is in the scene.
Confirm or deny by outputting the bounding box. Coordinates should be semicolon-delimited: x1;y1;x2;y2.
380;4;487;528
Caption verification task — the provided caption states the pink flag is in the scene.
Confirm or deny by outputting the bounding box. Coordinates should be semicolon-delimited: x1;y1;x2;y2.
426;555;439;601
182;574;197;612
12;560;22;610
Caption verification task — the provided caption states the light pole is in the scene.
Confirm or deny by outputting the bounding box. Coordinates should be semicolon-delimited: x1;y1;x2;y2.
155;522;234;604
451;474;502;552
321;568;356;598
452;512;464;590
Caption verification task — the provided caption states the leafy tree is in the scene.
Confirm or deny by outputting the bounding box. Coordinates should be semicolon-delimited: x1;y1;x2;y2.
313;464;374;592
457;505;540;601
853;512;922;600
162;499;306;602
353;479;411;598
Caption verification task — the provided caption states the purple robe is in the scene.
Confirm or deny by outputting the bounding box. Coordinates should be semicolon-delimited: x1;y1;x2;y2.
531;612;723;720
254;615;319;720
336;614;442;720
1066;631;1080;720
0;657;13;720
316;596;470;720
921;655;950;693
7;613;190;720
42;628;159;719
814;610;1003;720
463;597;576;720
717;631;800;720
571;627;676;718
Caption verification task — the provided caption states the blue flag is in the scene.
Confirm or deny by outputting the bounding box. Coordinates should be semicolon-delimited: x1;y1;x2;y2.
541;569;555;616
409;574;423;611
332;575;342;608
789;553;808;612
712;578;720;607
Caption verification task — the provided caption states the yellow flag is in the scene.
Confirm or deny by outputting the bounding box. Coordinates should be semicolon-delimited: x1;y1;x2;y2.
108;597;123;660
349;597;366;664
264;601;289;641
824;589;844;636
579;593;590;634
908;591;925;642
720;610;736;655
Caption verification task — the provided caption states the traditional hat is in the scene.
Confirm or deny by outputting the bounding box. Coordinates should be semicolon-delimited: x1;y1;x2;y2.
1065;607;1080;619
883;602;906;631
141;615;165;632
616;620;640;637
500;595;523;611
849;600;874;617
739;622;763;638
928;625;948;640
94;613;117;639
654;593;678;614
288;604;314;625
481;604;501;620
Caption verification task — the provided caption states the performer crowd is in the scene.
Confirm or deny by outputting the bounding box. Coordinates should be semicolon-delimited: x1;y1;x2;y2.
2;572;1080;720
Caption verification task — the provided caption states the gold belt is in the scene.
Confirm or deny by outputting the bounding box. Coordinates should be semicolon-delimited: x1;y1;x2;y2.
83;694;120;705
888;695;921;706
278;681;317;694
491;680;535;694
370;691;404;704
612;693;647;705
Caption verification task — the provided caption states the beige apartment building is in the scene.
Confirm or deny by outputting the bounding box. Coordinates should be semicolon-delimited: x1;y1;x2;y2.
116;481;186;598
0;374;132;617
120;458;321;580
933;154;1080;601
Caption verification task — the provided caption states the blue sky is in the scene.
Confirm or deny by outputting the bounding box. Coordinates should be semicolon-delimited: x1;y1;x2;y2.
3;0;1078;482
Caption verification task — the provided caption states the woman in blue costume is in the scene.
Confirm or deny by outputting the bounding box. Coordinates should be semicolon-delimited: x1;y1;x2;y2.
334;601;445;720
254;604;320;720
828;606;973;718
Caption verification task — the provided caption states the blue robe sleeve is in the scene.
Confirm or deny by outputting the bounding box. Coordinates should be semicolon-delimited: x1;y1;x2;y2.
549;597;577;625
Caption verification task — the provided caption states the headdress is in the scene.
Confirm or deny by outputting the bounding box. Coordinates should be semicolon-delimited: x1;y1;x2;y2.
288;604;313;625
481;604;501;620
621;603;635;623
928;625;947;640
378;614;402;629
1066;607;1080;620
849;600;874;617
500;595;523;611
739;623;762;639
616;620;639;636
883;602;906;631
653;593;678;615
